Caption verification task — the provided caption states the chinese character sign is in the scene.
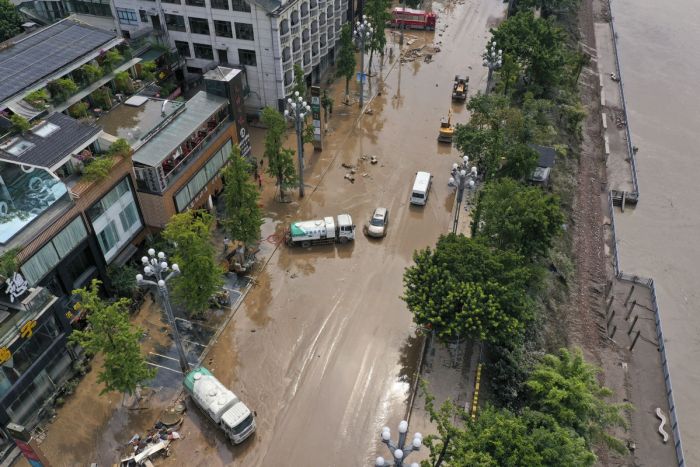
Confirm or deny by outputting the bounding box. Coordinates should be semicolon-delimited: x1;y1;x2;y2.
5;272;28;303
0;347;11;365
20;320;37;339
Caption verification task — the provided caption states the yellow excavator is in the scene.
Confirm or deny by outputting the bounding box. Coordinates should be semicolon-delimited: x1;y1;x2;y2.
452;75;469;101
438;109;454;143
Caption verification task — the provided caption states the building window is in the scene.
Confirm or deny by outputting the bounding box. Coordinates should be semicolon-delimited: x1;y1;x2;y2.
194;43;214;59
161;0;180;4
65;0;113;16
238;49;256;66
231;0;251;12
139;10;148;22
186;0;205;5
175;40;191;57
189;17;210;35
211;0;229;9
234;22;254;41
88;178;143;263
116;8;138;25
165;14;186;32
214;20;232;38
217;48;229;64
175;140;232;211
20;217;88;286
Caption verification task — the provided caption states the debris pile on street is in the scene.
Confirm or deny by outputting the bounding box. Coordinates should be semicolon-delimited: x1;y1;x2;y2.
119;402;186;466
341;155;380;183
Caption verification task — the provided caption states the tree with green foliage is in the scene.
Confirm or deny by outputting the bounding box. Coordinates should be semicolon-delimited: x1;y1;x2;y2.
114;71;134;94
68;101;89;119
0;248;20;280
82;156;115;181
336;24;356;103
476;178;564;259
517;0;581;18
292;63;307;98
0;0;21;42
10;114;30;134
365;0;390;72
101;49;124;71
162;210;223;317
454;92;552;179
420;380;596;467
489;12;572;96
68;279;155;396
107;264;140;298
78;63;104;84
91;86;113;109
260;107;297;201
24;89;49;109
140;60;157;81
221;146;263;246
403;234;535;345
47;78;79;103
107;138;132;157
526;348;630;453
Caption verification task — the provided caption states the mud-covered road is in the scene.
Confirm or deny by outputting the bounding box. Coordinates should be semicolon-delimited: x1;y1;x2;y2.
35;1;504;465
164;3;504;467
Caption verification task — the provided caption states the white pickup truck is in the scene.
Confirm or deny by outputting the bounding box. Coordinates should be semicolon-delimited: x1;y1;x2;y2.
285;214;356;247
183;367;256;444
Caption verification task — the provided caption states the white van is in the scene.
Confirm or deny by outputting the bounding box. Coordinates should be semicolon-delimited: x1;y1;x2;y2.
410;171;432;205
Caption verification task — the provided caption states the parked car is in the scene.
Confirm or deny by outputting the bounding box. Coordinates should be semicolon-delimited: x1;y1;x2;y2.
366;207;389;238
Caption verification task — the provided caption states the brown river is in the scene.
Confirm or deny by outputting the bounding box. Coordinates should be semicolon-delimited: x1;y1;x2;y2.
612;0;700;463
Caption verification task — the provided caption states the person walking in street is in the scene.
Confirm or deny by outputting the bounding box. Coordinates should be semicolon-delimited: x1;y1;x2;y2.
223;236;230;254
259;158;264;170
258;175;262;190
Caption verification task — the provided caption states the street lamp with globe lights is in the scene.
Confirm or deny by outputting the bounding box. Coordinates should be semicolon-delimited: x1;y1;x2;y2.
376;420;422;466
135;249;189;374
483;41;503;92
284;91;312;198
448;156;477;234
354;16;373;109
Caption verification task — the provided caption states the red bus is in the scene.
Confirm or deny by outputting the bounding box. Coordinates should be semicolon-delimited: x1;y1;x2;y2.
389;7;437;31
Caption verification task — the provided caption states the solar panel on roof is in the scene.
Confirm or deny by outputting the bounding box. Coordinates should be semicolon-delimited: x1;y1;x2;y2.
0;19;117;104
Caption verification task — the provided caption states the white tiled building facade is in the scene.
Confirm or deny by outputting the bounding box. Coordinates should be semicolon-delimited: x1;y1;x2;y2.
113;0;350;110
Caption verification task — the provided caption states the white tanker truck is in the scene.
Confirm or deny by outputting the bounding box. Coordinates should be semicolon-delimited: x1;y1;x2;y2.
285;214;356;247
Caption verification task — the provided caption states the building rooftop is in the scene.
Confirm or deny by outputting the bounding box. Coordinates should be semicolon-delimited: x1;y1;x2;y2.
0;17;121;108
132;91;229;167
97;96;184;148
0;113;101;171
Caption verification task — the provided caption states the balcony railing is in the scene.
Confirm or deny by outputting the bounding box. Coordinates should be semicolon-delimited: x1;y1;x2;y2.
164;119;231;187
303;41;311;51
291;24;300;35
301;15;310;25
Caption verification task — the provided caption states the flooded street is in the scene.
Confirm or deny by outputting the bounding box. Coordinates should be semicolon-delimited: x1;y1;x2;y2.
612;0;700;463
164;2;504;466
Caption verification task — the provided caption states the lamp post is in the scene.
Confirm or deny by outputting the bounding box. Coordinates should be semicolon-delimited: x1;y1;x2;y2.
449;156;477;234
483;41;503;92
135;249;189;374
284;92;311;198
354;16;373;109
376;420;422;467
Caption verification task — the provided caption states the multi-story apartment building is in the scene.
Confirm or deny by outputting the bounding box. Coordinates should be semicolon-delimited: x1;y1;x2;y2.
113;0;350;110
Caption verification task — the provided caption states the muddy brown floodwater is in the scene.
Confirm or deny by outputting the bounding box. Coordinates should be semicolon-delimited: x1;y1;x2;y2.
611;0;700;463
162;2;505;466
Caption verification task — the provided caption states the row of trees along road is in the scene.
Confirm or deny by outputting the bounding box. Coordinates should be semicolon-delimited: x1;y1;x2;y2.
71;146;264;397
403;0;629;464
